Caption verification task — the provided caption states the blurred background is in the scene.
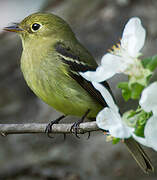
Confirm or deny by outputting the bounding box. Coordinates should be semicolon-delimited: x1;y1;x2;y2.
0;0;157;179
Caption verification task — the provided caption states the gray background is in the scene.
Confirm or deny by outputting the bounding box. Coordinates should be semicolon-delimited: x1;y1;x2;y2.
0;0;157;179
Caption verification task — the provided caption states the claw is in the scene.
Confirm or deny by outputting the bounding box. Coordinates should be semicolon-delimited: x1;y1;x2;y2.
70;109;90;138
45;123;54;138
70;122;80;138
45;115;65;138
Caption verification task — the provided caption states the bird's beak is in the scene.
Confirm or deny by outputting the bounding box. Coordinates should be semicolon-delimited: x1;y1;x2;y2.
3;24;24;33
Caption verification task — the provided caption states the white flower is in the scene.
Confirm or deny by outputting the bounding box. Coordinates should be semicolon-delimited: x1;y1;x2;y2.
94;81;157;150
93;82;133;138
80;17;146;82
93;81;157;152
133;82;157;151
139;82;157;116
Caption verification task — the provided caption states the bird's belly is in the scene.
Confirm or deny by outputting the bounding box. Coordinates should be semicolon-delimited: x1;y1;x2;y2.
24;71;102;118
40;81;102;117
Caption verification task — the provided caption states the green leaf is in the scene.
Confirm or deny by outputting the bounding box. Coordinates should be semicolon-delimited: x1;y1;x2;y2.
147;55;157;71
134;123;145;137
117;82;129;89
118;82;145;101
142;57;152;68
112;137;120;144
122;89;131;101
133;111;152;137
130;83;144;99
117;82;131;101
142;55;157;71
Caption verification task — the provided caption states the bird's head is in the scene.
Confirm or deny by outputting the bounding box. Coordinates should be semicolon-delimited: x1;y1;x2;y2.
4;12;75;43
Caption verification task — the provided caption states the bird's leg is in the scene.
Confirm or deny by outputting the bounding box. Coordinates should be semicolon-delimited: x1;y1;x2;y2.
45;115;66;138
70;109;90;138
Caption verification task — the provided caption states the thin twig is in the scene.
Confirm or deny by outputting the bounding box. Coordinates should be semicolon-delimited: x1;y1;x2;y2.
0;122;100;136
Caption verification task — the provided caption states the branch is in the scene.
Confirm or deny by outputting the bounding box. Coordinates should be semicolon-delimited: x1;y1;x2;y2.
0;122;100;136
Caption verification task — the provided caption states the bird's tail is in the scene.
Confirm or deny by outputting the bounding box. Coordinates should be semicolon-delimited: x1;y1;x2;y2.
124;138;154;173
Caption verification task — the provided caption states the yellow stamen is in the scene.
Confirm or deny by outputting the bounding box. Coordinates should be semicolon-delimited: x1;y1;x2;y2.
108;41;121;54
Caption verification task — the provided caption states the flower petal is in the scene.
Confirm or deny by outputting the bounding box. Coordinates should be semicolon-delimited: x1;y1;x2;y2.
92;82;118;112
139;82;157;115
121;17;146;57
80;53;124;82
144;116;157;151
97;107;132;138
80;65;115;83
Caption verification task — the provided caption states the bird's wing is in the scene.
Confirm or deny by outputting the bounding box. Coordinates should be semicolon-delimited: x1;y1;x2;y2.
55;42;111;107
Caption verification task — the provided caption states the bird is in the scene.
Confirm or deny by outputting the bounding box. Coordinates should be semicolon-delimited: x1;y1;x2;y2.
4;12;154;173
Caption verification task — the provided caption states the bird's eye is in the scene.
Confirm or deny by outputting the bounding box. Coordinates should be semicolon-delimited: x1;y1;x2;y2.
31;23;41;31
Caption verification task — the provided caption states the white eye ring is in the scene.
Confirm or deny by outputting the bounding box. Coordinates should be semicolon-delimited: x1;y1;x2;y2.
31;23;42;32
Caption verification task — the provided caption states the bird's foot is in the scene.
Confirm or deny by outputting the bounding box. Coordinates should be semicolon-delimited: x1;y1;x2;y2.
45;115;65;138
70;109;90;139
70;122;91;139
70;121;81;138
